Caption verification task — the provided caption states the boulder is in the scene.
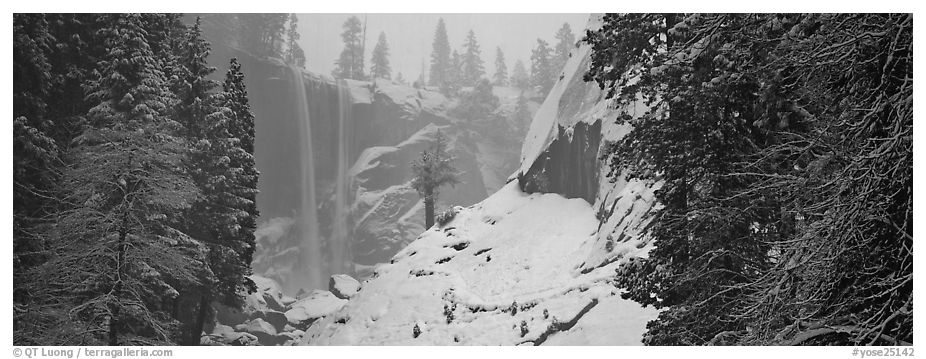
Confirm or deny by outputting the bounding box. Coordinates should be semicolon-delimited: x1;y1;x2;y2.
252;275;287;312
285;290;348;330
206;324;259;346
236;317;277;337
261;310;288;332
328;274;361;299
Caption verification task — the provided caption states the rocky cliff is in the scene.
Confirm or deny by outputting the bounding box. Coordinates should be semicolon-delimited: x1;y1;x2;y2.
202;36;539;294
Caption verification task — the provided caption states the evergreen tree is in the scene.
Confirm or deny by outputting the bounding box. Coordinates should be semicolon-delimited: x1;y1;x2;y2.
395;72;406;85
586;13;912;346
444;50;463;96
530;39;554;97
415;58;427;88
493;47;508;86
173;17;258;346
510;90;532;136
13;14;59;301
370;31;392;80
451;78;499;123
510;59;529;90
217;57;260;305
552;23;575;75
25;13;205;345
411;131;459;229
332;16;365;80
237;14;288;58
460;30;485;87
428;18;451;91
284;14;306;67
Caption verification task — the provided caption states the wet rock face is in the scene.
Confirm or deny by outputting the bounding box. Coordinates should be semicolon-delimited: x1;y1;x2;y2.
205;41;529;288
518;119;602;204
350;124;489;268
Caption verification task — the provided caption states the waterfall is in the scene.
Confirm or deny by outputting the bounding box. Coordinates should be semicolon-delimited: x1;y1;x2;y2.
289;65;324;291
331;80;352;275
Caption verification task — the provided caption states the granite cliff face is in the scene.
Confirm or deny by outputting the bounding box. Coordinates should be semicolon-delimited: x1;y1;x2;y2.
203;37;538;294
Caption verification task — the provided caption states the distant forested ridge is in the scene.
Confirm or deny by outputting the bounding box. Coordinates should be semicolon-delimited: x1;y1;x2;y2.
585;13;912;345
13;13;264;346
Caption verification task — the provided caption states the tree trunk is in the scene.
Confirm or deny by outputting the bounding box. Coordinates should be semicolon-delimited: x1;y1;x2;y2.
188;293;211;346
109;208;129;346
424;192;435;229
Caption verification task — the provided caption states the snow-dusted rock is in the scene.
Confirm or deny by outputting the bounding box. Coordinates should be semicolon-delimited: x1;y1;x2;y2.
236;317;277;337
205;323;260;346
284;290;348;330
328;274;361;299
234;317;293;345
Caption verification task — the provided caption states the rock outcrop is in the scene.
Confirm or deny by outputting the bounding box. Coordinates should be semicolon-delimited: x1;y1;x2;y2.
205;274;358;346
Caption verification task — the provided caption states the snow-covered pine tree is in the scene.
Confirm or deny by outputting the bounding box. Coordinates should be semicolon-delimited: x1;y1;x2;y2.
460;30;485;87
510;59;529;91
370;31;391;80
284;14;306;68
27;13;207;345
217;57;260;306
411;130;460;229
510;90;531;137
493;47;508;86
332;16;365;80
552;23;574;77
444;50;463;97
429;18;451;90
530;38;554;97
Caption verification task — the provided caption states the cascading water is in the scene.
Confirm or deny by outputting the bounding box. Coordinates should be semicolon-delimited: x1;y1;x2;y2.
289;65;324;292
331;79;353;276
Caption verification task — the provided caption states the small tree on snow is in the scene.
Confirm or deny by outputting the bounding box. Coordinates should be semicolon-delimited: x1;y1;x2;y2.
411;131;459;229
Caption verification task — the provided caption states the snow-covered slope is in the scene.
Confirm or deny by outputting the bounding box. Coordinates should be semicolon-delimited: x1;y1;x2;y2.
301;182;656;345
295;14;664;345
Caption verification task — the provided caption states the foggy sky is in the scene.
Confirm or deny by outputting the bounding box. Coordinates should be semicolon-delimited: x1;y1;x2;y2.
297;13;590;81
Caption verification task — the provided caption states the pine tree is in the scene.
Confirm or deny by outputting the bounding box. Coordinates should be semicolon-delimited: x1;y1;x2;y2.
411;130;460;229
395;72;406;85
174;17;258;346
284;14;306;67
552;23;575;75
370;31;391;80
13;14;59;301
460;30;485;87
451;78;499;122
443;50;463;96
530;39;554;97
332;16;365;80
493;47;508;86
237;14;288;58
174;17;216;138
428;18;451;90
415;58;427;88
510;90;532;136
27;13;205;345
510;59;529;90
217;57;259;304
586;13;912;346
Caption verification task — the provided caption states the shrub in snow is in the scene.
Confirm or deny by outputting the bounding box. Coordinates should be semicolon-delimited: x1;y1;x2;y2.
436;207;458;227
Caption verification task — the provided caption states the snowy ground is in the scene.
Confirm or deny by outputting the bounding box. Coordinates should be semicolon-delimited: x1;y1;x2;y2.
300;181;657;345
